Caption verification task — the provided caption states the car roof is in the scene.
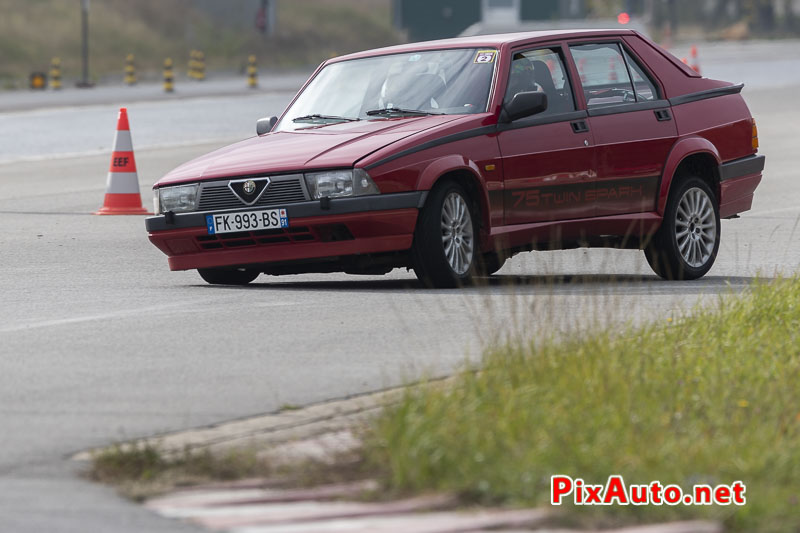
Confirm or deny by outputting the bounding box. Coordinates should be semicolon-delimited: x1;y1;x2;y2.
330;29;637;63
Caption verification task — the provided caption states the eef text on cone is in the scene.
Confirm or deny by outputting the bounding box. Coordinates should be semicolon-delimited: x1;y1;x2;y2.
95;108;151;215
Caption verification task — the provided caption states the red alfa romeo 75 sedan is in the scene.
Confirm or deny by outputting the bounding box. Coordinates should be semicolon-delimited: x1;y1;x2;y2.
146;29;764;288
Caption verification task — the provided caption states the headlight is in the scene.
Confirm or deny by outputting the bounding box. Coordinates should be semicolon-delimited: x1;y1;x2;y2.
304;169;379;199
158;184;199;213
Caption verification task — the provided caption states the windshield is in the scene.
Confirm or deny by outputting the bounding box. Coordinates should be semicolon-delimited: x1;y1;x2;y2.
275;48;497;132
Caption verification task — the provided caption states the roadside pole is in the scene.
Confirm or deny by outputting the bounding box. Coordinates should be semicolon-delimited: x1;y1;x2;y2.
257;0;275;36
78;0;93;87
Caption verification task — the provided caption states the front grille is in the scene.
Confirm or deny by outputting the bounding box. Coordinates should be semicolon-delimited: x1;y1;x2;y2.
197;175;307;211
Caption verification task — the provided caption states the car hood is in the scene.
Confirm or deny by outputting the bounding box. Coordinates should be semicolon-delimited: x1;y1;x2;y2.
156;115;463;186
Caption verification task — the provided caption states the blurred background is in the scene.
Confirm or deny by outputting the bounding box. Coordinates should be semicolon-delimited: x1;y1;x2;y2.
1;0;798;89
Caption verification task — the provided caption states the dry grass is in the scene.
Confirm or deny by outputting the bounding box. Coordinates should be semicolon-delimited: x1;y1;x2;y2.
88;440;374;501
365;276;800;532
88;443;272;501
0;0;401;86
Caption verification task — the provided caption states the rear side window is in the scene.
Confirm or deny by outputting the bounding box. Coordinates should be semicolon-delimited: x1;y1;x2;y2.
622;48;659;101
504;47;576;115
570;43;646;107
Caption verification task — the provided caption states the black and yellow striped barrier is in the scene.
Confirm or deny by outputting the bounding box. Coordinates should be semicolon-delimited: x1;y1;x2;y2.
247;55;258;89
188;50;199;80
49;57;62;90
189;50;206;81
196;50;205;81
124;54;137;85
163;58;174;92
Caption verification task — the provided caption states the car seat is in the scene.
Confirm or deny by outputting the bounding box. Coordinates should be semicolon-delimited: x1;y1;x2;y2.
530;60;568;113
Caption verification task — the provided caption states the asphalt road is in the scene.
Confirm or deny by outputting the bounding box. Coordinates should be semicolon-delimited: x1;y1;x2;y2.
0;92;296;164
0;55;799;531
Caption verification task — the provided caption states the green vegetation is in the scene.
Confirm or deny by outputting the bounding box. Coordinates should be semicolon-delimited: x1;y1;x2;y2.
89;440;372;500
365;276;800;532
0;0;401;87
89;443;269;501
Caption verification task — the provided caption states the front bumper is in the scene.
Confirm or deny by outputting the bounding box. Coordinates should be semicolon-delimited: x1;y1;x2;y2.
146;192;426;271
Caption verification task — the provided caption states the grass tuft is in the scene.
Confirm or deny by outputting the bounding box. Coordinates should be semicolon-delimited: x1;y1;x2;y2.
88;440;374;501
88;443;269;500
90;443;166;483
364;276;800;532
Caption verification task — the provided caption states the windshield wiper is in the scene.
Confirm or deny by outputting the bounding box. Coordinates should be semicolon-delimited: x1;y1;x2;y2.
366;107;442;117
292;114;359;124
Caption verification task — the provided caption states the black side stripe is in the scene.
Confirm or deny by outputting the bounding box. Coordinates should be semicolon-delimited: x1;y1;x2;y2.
363;111;591;170
363;125;497;171
668;84;744;106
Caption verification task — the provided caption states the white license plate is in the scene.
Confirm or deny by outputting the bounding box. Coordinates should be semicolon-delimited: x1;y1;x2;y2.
205;209;288;235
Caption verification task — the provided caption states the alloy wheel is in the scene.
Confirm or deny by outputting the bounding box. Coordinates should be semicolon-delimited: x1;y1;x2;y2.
440;192;474;275
675;187;717;268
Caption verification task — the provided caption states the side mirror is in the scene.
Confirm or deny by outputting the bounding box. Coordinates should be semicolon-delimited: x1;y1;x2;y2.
257;116;278;135
500;91;548;123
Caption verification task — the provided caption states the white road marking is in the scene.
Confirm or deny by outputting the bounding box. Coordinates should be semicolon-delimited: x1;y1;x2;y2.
0;299;294;334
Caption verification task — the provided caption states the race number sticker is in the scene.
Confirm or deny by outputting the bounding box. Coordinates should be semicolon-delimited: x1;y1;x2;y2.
474;50;497;64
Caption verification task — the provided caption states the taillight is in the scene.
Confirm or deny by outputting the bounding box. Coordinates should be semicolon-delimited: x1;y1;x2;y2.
752;118;759;150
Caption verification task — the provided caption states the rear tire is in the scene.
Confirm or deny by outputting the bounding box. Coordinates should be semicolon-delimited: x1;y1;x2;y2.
412;182;478;288
645;176;720;280
198;267;260;285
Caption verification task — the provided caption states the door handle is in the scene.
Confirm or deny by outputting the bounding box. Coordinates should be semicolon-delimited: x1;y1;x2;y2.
570;120;589;133
654;109;672;121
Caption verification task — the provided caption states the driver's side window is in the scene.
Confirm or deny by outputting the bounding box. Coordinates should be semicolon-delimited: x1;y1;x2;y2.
569;43;636;108
504;47;575;116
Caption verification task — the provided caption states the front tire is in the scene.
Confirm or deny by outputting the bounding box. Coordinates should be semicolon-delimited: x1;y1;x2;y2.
198;267;260;285
645;176;720;280
412;182;478;288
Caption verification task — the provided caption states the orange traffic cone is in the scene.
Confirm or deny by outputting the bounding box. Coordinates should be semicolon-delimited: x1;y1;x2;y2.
609;57;618;82
95;108;151;215
689;45;701;74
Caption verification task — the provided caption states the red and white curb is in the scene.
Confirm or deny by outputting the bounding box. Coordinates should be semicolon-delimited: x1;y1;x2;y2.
145;480;721;533
146;480;551;532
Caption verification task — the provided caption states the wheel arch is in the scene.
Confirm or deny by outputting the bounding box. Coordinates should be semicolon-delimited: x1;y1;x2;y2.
658;137;721;215
416;156;491;247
